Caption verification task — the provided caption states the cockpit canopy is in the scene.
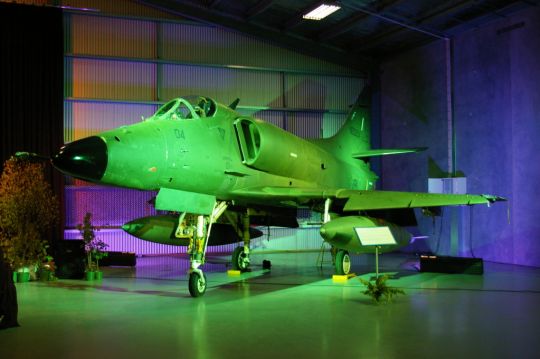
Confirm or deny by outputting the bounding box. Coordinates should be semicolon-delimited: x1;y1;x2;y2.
152;96;217;120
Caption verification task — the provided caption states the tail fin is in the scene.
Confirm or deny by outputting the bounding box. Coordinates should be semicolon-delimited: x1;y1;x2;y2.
324;86;371;157
322;86;428;160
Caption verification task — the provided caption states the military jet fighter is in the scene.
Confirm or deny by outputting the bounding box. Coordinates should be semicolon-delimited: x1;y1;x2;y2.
48;87;504;297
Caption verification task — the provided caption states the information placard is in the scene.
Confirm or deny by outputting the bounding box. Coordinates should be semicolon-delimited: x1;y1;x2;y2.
355;226;397;246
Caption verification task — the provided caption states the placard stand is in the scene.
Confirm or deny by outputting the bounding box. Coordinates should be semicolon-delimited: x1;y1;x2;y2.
354;227;397;279
375;246;380;278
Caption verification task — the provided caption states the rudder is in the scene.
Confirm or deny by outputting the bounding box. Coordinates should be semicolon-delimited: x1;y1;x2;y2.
323;85;371;158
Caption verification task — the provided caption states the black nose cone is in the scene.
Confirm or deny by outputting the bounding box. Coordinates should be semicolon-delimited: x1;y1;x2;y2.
52;136;108;181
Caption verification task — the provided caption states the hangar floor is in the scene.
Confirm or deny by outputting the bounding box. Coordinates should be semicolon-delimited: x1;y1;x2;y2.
1;252;539;359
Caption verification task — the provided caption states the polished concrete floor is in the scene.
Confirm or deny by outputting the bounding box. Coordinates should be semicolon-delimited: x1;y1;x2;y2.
1;252;540;359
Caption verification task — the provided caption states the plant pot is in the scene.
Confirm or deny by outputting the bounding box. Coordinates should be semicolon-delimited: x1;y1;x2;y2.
17;271;30;283
39;269;52;281
94;271;103;280
85;271;95;281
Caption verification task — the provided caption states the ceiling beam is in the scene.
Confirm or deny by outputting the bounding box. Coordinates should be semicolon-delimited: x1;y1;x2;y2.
317;11;368;41
442;0;537;35
351;0;476;53
316;0;406;41
352;0;534;53
207;0;222;9
245;0;274;20
345;2;448;40
136;0;374;72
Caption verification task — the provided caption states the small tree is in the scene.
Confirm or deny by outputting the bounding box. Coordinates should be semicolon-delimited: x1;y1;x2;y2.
359;275;405;304
0;157;58;270
77;212;108;272
91;238;108;272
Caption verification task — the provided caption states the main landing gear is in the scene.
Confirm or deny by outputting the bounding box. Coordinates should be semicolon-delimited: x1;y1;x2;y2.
231;211;251;272
321;197;351;275
232;246;250;271
335;250;351;275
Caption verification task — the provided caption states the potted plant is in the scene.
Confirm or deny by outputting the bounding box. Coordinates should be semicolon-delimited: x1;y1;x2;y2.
77;213;108;281
78;212;96;280
359;275;405;304
0;157;58;282
91;239;108;280
38;255;56;281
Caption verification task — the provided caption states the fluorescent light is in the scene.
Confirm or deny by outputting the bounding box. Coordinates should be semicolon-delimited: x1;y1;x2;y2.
303;4;341;20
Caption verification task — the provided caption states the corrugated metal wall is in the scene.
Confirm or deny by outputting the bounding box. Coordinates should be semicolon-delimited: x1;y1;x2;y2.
160;65;282;105
64;187;157;228
63;4;365;255
71;15;157;58
159;21;355;74
65;0;181;20
71;58;157;100
243;110;284;128
285;74;363;110
64;102;158;141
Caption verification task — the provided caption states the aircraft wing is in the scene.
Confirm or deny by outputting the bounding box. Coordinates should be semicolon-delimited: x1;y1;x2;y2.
232;186;505;212
336;190;504;211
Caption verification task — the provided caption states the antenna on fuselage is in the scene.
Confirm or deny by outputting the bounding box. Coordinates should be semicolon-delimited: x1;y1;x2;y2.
229;98;240;110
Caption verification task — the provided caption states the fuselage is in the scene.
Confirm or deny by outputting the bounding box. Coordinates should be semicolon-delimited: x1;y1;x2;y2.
54;96;377;208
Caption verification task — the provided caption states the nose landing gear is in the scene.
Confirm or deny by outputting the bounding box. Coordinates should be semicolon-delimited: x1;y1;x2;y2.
179;201;228;297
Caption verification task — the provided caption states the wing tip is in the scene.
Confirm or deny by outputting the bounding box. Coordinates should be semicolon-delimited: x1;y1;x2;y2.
482;195;507;203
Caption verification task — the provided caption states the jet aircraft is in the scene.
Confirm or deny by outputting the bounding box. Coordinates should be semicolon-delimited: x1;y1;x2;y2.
47;87;504;297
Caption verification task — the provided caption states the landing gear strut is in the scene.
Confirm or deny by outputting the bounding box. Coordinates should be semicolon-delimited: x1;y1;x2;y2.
320;199;351;276
178;201;228;297
231;211;251;272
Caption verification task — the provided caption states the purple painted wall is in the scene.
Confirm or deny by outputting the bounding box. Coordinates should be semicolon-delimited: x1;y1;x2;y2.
381;8;540;267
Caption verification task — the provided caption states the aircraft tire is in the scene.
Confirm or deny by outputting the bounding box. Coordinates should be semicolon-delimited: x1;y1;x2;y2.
335;250;351;275
232;246;249;271
188;271;207;297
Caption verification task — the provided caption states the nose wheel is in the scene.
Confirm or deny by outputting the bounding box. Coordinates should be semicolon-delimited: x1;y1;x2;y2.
188;270;207;297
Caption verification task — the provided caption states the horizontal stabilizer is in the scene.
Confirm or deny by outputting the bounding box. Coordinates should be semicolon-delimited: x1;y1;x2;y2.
352;147;427;159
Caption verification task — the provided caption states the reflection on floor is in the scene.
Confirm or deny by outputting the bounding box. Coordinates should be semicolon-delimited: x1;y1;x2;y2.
1;252;540;358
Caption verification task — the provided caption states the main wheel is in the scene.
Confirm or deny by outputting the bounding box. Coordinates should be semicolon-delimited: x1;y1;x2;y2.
335;250;351;275
188;271;207;297
232;246;249;271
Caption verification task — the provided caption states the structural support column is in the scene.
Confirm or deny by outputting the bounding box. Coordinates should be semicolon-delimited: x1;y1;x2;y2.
370;68;382;186
446;38;461;257
445;38;456;177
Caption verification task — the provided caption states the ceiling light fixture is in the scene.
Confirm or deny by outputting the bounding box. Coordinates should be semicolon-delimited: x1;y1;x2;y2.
303;4;341;20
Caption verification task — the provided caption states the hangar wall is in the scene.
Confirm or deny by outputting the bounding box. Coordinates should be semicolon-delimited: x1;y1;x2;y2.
61;1;365;254
380;8;540;267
